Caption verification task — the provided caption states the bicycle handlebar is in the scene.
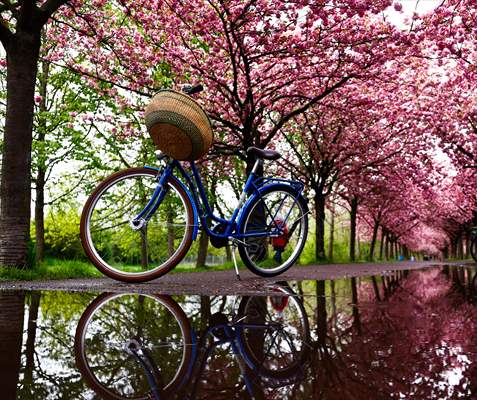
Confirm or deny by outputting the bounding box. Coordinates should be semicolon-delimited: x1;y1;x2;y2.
182;84;203;95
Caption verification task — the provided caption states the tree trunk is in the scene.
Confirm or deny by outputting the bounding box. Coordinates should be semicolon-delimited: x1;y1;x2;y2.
405;246;410;259
167;207;174;257
225;244;232;262
350;277;361;333
356;232;361;260
330;280;337;330
328;202;335;262
24;292;41;390
450;239;457;259
315;280;327;343
140;226;148;270
465;232;470;259
458;235;464;260
379;227;385;260
196;229;209;268
34;61;49;263
314;192;326;260
368;220;380;262
0;291;25;399
0;33;41;267
443;246;449;260
349;197;358;262
35;169;46;263
384;233;389;260
199;296;211;333
371;276;381;301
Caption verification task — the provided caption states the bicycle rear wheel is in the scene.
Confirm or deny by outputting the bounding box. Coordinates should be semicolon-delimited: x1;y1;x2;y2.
237;285;310;380
238;185;308;277
80;167;194;282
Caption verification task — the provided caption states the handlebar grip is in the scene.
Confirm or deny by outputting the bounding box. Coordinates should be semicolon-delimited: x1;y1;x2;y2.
182;84;203;95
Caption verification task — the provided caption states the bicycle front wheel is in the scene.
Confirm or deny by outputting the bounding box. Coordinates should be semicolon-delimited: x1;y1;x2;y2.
80;167;194;282
238;185;308;277
75;293;193;399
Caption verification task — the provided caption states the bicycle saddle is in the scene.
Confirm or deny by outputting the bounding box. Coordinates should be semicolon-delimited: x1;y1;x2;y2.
246;146;281;161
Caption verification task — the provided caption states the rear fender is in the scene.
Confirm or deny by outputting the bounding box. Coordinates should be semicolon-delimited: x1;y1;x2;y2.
237;183;308;230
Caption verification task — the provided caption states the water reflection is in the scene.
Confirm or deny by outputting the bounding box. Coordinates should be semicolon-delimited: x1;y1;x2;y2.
75;283;311;399
0;291;24;399
1;265;476;399
302;268;477;399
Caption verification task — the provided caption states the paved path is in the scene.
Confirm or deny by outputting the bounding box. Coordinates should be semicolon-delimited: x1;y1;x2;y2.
0;261;472;296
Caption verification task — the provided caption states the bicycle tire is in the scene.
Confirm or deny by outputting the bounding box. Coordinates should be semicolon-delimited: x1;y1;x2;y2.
237;185;308;277
75;292;194;400
236;285;310;380
80;167;194;282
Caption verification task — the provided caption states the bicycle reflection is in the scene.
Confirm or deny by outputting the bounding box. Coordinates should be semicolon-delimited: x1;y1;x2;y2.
74;284;311;399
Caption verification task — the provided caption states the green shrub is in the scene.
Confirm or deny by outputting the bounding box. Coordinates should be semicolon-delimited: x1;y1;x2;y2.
43;208;85;260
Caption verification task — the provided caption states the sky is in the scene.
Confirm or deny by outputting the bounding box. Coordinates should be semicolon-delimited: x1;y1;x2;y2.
386;0;442;27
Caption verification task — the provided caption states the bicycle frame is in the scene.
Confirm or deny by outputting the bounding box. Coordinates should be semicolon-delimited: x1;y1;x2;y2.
130;319;287;399
185;321;282;398
135;158;305;242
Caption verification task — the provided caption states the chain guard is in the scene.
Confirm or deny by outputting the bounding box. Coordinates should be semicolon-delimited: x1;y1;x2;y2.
210;222;229;248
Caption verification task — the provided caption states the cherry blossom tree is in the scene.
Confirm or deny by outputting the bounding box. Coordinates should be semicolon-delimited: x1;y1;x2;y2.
49;0;402;171
1;0;406;267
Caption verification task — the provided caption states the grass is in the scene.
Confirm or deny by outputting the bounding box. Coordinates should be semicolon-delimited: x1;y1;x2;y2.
0;254;458;282
0;258;103;281
0;257;243;281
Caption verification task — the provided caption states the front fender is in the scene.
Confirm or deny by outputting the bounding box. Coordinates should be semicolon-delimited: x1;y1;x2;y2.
237;183;308;229
144;165;199;241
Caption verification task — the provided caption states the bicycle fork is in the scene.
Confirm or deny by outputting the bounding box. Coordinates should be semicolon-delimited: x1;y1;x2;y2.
130;165;173;230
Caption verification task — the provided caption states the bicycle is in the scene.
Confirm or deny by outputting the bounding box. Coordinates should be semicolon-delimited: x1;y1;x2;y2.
80;85;309;282
74;285;311;399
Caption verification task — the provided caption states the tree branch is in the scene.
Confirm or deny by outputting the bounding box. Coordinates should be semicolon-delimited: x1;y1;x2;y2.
0;18;13;48
37;0;68;27
262;75;355;146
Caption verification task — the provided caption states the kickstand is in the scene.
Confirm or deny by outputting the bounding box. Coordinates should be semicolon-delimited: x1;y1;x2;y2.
231;243;241;281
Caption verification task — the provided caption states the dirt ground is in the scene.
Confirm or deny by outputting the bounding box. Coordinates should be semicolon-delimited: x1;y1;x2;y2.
0;260;470;296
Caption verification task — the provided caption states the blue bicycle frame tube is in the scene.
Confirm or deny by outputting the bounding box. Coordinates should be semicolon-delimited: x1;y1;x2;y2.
138;158;305;242
133;163;173;223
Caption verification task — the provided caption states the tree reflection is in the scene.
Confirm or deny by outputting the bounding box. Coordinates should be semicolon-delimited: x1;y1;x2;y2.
0;291;25;400
306;268;477;399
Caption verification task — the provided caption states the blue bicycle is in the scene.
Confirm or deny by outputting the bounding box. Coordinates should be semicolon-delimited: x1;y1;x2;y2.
80;123;308;283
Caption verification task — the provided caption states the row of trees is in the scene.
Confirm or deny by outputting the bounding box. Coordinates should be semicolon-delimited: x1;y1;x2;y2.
1;0;477;268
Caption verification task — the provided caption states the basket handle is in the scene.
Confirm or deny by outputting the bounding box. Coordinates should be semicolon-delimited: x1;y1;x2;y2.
182;84;204;95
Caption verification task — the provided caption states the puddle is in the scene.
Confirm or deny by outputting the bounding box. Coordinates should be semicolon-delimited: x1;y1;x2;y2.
2;265;477;399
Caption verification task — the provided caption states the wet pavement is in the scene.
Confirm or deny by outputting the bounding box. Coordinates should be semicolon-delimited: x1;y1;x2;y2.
1;263;477;399
0;261;459;295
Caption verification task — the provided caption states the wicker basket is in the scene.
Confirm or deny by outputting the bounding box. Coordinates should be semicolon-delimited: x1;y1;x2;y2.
145;90;213;161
